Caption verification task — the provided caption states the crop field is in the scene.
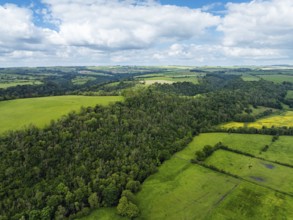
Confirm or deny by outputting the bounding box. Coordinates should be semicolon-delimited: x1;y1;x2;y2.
81;133;293;220
259;74;293;83
222;111;293;129
0;95;123;134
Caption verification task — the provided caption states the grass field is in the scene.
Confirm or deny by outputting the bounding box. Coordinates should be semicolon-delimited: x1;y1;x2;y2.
222;111;293;129
81;133;293;220
78;208;126;220
72;76;96;85
241;75;260;81
259;74;293;83
205;150;293;194
0;95;123;133
141;76;199;85
286;90;293;99
0;80;42;89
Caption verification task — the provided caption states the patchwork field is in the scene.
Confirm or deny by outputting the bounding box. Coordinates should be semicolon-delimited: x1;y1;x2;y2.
0;95;123;133
81;133;293;219
222;111;293;129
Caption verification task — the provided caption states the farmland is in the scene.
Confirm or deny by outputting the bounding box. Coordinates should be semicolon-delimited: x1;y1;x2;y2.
222;111;293;129
136;133;293;219
0;95;123;133
135;70;204;85
258;74;293;84
81;133;293;219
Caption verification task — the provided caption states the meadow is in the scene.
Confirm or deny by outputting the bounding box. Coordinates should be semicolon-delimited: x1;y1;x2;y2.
286;90;293;99
0;95;123;134
258;74;293;83
135;71;204;85
81;133;293;220
205;150;293;194
0;80;42;89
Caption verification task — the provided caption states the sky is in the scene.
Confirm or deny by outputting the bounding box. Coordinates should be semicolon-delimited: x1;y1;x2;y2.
0;0;292;67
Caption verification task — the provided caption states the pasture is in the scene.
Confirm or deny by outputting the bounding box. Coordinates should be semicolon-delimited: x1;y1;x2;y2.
135;133;293;219
0;80;42;89
259;74;293;83
241;75;260;81
0;95;123;133
205;150;293;194
286;90;293;99
81;132;293;220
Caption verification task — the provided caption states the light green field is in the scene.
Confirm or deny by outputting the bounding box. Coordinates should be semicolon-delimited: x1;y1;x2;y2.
241;75;260;81
78;208;126;220
72;76;96;85
187;133;293;166
142;76;199;85
208;181;293;220
259;74;293;83
222;111;293;129
205;150;293;194
0;81;42;89
286;90;293;99
80;133;293;220
0;95;123;133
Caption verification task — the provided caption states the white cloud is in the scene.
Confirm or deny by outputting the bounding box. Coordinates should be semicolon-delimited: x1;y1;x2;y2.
0;0;293;66
42;0;220;50
218;0;293;49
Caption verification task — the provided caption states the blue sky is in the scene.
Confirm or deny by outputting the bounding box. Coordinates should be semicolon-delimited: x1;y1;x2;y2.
0;0;292;67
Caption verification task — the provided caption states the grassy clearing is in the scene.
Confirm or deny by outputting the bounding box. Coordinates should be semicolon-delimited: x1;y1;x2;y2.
0;95;123;133
72;76;96;85
259;74;293;83
222;111;293;129
142;76;199;85
0;81;42;89
205;150;293;194
241;75;260;81
286;90;293;99
78;208;126;220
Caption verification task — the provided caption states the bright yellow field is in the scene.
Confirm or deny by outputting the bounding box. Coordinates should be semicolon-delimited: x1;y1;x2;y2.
222;111;293;129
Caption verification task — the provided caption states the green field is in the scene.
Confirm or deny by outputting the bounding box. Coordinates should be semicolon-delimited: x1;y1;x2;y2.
72;76;96;85
0;95;123;133
0;80;42;89
286;90;293;99
81;133;293;220
205;150;293;194
140;76;199;85
259;74;293;83
241;75;260;81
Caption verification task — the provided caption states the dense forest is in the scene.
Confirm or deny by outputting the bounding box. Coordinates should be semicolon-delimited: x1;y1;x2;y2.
0;73;291;219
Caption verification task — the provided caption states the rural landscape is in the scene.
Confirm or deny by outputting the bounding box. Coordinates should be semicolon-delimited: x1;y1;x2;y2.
1;0;293;219
0;65;292;220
